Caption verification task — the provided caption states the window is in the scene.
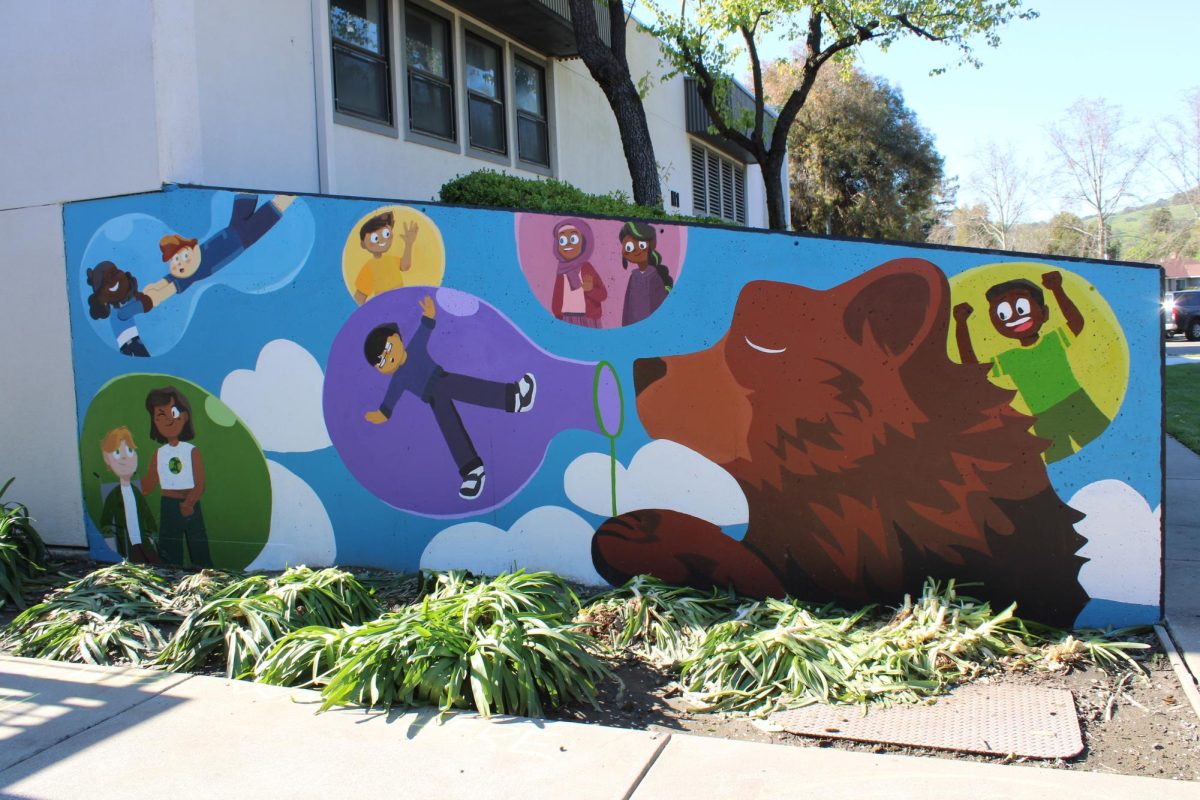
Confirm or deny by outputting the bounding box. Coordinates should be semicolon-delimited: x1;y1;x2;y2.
405;5;455;140
331;0;392;125
691;143;746;224
465;34;505;154
514;57;549;167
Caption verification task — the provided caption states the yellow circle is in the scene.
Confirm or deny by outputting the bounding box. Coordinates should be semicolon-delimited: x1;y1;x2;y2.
341;206;445;304
946;262;1128;449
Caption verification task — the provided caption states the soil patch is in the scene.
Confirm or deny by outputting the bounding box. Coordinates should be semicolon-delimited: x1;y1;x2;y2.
550;640;1200;782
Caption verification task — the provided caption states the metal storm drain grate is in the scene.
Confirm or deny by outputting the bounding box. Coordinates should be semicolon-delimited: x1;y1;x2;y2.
769;684;1082;759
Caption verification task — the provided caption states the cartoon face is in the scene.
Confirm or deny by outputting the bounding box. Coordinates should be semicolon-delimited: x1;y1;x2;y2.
169;244;203;279
373;332;407;375
102;439;138;480
556;226;583;260
621;236;650;266
96;265;132;303
152;400;189;440
362;226;393;255
989;288;1047;340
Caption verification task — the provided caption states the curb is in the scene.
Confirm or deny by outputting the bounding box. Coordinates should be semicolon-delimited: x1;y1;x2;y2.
1155;623;1200;720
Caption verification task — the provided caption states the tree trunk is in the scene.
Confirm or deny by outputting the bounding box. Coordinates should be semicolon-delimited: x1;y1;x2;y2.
601;80;663;209
568;0;662;209
763;150;789;230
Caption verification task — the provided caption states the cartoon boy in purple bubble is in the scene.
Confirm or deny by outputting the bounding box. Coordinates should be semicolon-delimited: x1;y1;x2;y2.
363;296;537;500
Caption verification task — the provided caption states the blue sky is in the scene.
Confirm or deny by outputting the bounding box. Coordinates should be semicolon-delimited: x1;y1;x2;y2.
720;0;1200;220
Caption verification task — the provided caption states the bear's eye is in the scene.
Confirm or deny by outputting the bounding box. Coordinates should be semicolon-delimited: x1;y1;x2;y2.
996;301;1013;322
1015;297;1031;316
744;336;787;355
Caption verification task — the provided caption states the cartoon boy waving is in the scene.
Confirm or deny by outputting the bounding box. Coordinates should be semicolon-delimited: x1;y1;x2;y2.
953;270;1110;462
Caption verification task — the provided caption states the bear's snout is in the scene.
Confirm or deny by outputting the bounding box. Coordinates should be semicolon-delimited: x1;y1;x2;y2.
633;357;668;396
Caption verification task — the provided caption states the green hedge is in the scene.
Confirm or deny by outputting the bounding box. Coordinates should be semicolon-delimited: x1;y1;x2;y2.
438;170;727;225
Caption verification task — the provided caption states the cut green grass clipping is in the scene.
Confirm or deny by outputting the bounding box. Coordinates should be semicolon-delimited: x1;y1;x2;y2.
675;580;1149;716
1;562;179;665
156;566;380;678
578;576;741;663
257;570;612;718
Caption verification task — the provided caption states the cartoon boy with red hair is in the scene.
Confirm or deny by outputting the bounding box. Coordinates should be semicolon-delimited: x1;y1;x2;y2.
143;193;295;306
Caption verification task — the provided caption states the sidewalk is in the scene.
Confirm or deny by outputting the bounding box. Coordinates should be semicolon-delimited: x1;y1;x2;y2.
1165;436;1200;681
1;655;1196;800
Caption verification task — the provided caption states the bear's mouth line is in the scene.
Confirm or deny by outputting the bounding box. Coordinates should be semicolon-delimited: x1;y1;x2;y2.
745;336;787;355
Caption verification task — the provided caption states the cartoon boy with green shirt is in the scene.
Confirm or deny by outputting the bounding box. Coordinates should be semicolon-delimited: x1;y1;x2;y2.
953;270;1109;463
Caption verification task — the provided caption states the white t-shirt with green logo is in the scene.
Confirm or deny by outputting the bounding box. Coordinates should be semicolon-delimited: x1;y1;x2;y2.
157;441;196;491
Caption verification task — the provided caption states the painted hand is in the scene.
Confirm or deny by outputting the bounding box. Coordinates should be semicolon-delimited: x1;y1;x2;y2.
420;296;436;318
1041;271;1063;290
180;502;194;517
271;194;296;213
953;302;973;322
364;410;387;424
582;275;594;292
142;279;177;308
402;221;419;247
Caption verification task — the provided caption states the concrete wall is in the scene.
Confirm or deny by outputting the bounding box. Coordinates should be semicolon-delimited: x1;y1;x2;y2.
58;186;1162;627
0;0;162;210
0;205;85;546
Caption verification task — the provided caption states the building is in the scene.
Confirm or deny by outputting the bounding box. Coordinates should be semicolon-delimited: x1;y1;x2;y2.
0;0;784;547
1163;255;1200;293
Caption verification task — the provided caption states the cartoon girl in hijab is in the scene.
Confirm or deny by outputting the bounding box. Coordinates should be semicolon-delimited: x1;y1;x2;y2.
550;218;607;328
618;221;673;326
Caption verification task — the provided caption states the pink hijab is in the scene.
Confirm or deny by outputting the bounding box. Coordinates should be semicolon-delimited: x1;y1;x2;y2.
552;218;596;291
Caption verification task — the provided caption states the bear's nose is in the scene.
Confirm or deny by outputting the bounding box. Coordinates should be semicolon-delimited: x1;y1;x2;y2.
633;357;667;396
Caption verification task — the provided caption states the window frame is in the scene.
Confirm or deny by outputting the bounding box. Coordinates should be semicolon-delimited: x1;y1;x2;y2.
330;0;399;137
401;1;460;153
460;25;509;164
511;50;553;174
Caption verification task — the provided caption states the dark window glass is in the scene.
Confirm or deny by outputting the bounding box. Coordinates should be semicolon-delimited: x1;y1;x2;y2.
406;6;454;140
466;34;505;153
514;58;548;166
331;0;392;125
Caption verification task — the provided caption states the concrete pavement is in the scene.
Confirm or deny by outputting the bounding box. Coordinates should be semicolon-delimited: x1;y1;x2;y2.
2;655;1197;800
1165;436;1200;683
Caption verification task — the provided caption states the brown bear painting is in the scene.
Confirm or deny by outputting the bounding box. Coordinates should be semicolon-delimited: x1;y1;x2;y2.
592;258;1089;626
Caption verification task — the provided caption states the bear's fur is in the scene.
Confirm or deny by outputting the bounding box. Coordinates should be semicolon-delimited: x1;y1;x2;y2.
592;258;1089;625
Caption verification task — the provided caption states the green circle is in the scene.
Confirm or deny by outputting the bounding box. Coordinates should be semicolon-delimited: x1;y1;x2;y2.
204;394;240;428
80;374;271;569
592;360;624;439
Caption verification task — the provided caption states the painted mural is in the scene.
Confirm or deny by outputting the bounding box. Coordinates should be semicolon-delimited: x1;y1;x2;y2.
63;186;1163;628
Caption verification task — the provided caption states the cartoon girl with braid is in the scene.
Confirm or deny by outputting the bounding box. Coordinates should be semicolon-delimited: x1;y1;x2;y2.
618;222;673;326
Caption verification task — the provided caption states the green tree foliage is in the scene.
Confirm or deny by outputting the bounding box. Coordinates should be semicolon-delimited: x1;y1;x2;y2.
1044;212;1120;260
765;64;943;240
644;0;1036;230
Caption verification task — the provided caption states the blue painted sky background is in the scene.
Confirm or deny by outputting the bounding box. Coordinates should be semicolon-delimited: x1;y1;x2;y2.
63;186;1162;578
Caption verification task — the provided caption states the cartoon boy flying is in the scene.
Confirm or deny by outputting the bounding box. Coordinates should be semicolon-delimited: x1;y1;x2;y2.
353;211;421;305
953;270;1110;462
143;193;295;307
364;296;536;500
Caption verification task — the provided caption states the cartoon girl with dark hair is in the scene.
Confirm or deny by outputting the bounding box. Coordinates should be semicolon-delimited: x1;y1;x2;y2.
618;222;673;326
85;261;153;357
550;218;607;328
141;386;211;567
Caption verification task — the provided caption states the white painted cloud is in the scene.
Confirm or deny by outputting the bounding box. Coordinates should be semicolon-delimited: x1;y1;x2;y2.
420;506;605;585
220;339;331;453
247;460;337;571
565;439;748;525
1071;479;1160;607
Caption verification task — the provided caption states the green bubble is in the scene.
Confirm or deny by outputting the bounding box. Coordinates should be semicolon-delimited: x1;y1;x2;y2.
205;395;239;428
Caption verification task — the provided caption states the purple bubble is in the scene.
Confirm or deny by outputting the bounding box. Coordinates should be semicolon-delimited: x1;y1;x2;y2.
323;287;621;517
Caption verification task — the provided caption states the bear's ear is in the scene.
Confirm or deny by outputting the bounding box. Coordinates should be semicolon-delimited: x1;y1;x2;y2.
842;259;946;360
